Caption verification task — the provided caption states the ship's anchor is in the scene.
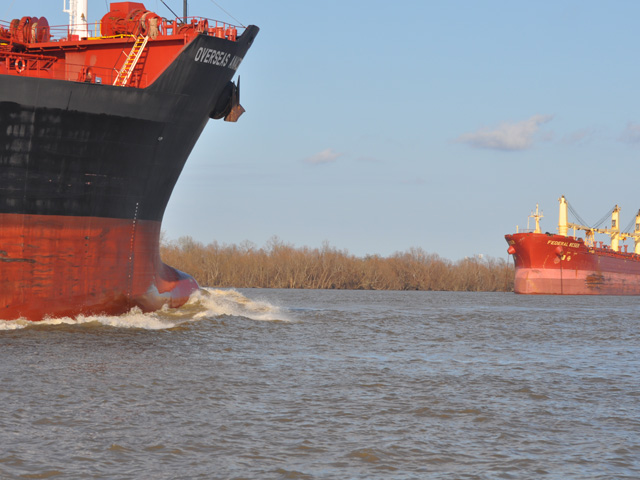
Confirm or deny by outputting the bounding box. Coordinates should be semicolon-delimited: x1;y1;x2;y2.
210;77;245;122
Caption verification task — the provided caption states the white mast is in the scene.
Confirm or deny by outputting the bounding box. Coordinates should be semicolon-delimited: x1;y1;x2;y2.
634;210;640;254
528;204;543;234
64;0;89;39
558;195;568;237
610;205;621;252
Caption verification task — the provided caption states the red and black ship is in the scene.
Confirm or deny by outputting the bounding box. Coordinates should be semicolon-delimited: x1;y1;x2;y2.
0;1;258;320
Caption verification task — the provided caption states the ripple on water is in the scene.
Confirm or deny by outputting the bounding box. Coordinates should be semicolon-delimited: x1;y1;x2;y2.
1;291;639;479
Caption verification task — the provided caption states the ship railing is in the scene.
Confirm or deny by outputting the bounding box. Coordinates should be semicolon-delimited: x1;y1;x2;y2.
0;50;148;86
0;19;12;43
46;18;243;42
0;21;103;43
1;51;58;77
589;245;639;258
1;16;244;43
56;23;99;42
158;16;244;40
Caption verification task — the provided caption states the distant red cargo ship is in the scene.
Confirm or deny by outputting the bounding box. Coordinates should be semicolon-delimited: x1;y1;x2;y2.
505;196;640;295
0;1;258;320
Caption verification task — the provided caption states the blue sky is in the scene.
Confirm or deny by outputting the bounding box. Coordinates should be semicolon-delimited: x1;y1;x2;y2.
10;1;640;260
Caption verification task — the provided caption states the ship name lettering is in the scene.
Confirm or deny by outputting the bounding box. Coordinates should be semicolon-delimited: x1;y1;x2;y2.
195;47;231;67
228;55;243;71
547;240;569;246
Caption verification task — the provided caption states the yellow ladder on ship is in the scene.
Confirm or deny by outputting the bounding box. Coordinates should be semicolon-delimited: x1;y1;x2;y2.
113;35;149;87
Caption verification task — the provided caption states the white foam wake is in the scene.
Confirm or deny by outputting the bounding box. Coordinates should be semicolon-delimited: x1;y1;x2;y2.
184;288;292;322
0;288;291;330
0;307;183;331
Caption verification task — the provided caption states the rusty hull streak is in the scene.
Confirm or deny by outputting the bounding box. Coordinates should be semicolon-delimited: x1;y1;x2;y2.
0;251;36;263
586;273;605;286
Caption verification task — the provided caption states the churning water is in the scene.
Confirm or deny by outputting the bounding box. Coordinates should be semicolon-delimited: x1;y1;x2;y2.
1;289;639;479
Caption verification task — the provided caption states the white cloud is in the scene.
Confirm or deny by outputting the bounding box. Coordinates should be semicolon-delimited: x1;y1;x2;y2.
304;148;342;165
620;123;640;144
456;114;554;151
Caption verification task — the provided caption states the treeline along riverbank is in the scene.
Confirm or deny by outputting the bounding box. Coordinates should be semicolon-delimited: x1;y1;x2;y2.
160;236;514;291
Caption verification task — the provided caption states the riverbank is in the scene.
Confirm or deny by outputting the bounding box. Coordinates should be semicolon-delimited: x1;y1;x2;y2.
160;236;513;291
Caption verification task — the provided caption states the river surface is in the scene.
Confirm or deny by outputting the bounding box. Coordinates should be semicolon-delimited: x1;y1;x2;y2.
1;289;639;479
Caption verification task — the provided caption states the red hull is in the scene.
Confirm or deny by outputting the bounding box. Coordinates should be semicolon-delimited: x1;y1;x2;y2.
0;213;198;320
505;232;640;295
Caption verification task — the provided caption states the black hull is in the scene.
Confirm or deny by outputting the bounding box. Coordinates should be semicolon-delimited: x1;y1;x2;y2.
0;27;258;222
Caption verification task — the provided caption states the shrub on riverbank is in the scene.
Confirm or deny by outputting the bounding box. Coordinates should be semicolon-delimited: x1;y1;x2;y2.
160;236;514;292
